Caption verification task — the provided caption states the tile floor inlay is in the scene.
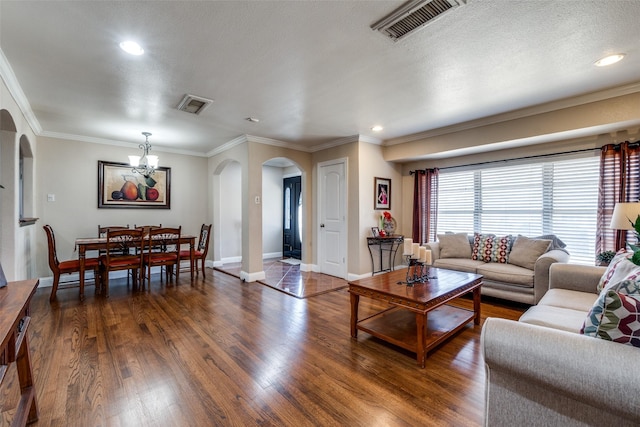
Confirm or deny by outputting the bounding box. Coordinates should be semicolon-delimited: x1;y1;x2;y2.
215;258;348;298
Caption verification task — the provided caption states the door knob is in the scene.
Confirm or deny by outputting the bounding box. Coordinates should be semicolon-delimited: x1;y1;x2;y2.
320;223;325;228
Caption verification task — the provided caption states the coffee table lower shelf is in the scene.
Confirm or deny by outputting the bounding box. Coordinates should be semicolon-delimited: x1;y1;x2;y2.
356;304;474;357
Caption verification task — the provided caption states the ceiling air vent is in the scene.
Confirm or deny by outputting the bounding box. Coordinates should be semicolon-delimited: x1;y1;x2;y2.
371;0;466;42
176;94;213;115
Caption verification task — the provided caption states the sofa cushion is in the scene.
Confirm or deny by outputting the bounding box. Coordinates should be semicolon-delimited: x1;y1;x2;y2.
437;233;472;259
581;287;640;347
537;288;599;312
596;249;640;292
433;258;485;273
472;233;512;263
508;235;551;270
519;305;588;333
477;263;533;288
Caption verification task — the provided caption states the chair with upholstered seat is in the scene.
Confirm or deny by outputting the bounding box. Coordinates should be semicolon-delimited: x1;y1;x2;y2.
100;228;144;297
180;224;211;278
142;226;181;286
44;224;102;301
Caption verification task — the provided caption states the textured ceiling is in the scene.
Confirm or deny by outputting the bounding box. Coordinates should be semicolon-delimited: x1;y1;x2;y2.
1;1;639;156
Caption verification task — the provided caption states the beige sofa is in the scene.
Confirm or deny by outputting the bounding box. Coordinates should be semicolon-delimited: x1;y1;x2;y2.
425;233;570;304
481;263;640;426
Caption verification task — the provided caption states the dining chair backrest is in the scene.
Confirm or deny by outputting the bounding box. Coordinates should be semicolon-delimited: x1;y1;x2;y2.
103;228;144;263
143;226;181;284
135;224;162;235
98;225;130;237
43;224;61;271
197;224;212;255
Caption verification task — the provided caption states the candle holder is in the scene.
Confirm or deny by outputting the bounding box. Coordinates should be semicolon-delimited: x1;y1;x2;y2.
399;255;434;286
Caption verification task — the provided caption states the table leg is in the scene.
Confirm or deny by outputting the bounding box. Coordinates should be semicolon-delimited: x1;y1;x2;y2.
190;239;195;281
416;312;427;368
78;246;86;301
350;292;359;338
473;286;482;325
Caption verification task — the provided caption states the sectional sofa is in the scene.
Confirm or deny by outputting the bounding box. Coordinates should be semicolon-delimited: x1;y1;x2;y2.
481;262;640;426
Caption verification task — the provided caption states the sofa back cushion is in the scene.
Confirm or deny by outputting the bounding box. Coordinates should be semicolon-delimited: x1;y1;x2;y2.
507;235;551;270
437;233;472;258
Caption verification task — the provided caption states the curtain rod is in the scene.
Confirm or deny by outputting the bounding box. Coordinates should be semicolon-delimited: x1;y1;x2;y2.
409;144;615;175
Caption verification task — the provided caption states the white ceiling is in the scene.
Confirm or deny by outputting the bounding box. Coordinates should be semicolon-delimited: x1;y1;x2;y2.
1;1;639;157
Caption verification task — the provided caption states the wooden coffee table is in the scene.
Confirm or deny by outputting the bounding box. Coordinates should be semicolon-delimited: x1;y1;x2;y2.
349;267;482;368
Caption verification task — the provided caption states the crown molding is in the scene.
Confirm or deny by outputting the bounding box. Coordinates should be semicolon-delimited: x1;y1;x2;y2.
40;130;207;157
385;81;640;146
0;48;42;134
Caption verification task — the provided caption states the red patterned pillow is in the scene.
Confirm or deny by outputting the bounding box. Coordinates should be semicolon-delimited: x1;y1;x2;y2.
472;233;494;262
472;234;512;263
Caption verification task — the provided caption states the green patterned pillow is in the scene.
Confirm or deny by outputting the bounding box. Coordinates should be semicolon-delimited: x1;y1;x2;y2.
596;249;639;292
581;280;640;347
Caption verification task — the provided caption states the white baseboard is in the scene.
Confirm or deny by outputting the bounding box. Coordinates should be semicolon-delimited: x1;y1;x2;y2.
240;270;265;282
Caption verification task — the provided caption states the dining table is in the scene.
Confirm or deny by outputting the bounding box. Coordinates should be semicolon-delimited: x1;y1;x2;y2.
74;234;196;300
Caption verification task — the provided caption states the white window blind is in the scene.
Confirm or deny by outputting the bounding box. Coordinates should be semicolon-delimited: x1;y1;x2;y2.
436;155;599;265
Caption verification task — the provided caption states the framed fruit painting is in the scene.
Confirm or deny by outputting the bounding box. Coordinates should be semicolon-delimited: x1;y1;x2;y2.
98;160;171;209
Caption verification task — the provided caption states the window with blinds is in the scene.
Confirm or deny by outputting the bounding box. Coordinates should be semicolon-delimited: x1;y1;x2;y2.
436;155;600;265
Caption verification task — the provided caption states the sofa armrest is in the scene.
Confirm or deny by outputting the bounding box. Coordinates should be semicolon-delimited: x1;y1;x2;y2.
548;262;605;294
482;318;640;425
423;241;440;260
532;249;570;303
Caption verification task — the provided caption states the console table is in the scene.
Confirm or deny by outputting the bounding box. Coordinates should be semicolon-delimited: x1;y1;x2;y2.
0;279;39;425
366;234;404;276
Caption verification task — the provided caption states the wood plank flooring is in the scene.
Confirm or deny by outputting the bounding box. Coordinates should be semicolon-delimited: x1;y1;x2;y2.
0;269;527;426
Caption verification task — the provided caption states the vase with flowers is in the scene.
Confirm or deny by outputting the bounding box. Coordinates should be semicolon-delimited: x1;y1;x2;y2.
379;211;396;236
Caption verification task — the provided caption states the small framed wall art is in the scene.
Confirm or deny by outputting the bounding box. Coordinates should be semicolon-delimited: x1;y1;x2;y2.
98;160;171;209
374;177;391;210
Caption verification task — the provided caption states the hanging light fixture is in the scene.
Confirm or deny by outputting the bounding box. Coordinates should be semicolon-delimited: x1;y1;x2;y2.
128;132;159;177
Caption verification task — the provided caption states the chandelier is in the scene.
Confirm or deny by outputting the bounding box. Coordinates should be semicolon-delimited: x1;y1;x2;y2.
128;132;159;176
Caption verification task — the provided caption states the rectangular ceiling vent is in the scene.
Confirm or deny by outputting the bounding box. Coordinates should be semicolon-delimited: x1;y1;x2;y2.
371;0;466;42
177;94;213;115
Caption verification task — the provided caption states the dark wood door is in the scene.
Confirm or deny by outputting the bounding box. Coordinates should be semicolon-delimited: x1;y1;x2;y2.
283;176;302;259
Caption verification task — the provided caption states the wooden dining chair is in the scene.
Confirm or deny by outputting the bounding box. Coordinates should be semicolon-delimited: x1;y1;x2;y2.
100;228;144;297
179;224;211;278
44;224;101;301
142;226;181;286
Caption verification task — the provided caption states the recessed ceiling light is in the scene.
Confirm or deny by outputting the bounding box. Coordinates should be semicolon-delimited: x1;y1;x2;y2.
594;53;625;67
371;125;383;132
119;41;144;56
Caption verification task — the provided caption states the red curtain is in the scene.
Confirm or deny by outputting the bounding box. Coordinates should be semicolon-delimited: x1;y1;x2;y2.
596;141;640;253
412;168;439;244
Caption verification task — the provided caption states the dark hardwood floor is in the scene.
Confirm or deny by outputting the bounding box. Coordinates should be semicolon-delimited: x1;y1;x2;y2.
1;269;527;426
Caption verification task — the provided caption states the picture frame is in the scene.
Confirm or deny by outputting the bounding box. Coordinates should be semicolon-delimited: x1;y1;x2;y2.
98;160;171;209
374;177;391;210
371;227;380;237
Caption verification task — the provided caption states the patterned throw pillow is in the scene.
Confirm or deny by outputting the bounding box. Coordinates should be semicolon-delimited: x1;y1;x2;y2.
491;235;513;263
472;233;494;262
471;234;513;263
596;249;640;292
581;287;640;348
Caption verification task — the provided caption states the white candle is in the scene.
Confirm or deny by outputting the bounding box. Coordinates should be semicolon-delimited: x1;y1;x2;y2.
419;246;427;263
403;238;413;255
425;249;432;265
411;243;420;259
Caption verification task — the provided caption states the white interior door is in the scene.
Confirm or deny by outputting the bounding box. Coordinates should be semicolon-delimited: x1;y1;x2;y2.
318;160;346;278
